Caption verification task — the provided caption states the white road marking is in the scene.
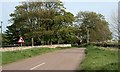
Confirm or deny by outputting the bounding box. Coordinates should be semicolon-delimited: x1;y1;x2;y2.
30;62;45;70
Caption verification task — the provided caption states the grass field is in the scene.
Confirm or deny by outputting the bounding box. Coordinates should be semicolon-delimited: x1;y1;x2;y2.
2;47;65;65
80;45;118;70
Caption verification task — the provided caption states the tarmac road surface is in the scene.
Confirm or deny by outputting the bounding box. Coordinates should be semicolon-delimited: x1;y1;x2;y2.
3;48;85;70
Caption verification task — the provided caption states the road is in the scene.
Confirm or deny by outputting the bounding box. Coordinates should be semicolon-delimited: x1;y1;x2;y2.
3;48;85;70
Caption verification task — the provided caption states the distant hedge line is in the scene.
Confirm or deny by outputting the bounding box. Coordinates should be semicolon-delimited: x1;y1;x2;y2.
72;43;119;48
90;43;119;48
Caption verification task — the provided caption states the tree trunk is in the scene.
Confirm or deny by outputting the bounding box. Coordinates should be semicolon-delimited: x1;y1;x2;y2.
57;40;59;44
31;37;34;47
47;41;49;45
86;27;90;44
50;41;52;45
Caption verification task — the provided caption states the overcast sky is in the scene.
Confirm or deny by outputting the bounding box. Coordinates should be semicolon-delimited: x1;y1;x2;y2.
0;0;119;33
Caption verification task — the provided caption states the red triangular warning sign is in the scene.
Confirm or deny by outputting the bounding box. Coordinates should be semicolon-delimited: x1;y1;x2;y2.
18;36;24;43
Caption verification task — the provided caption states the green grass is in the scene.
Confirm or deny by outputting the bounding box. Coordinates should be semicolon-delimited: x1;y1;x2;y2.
2;47;65;65
80;45;118;70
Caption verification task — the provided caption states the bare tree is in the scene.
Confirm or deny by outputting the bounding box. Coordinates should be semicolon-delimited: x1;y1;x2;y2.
110;10;119;41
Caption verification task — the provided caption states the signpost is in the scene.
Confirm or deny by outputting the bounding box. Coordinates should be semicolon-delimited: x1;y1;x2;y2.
18;36;24;52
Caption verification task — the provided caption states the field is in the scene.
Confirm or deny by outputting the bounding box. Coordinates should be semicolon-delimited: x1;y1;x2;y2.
80;45;118;70
2;47;64;65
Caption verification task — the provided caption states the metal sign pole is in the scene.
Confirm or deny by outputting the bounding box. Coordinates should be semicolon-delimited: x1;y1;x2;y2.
21;43;22;53
21;43;22;47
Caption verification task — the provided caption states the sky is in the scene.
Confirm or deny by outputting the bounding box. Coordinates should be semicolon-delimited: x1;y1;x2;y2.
0;0;119;33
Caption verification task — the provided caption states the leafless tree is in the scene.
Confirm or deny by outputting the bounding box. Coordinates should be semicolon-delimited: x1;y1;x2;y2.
110;10;119;41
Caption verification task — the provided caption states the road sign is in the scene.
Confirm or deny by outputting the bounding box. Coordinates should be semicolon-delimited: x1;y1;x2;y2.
18;36;24;43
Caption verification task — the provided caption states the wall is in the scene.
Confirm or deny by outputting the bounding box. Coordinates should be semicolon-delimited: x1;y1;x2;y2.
0;44;71;52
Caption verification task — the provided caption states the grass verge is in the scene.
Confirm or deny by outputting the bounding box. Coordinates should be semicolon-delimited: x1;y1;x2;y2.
80;45;118;70
2;47;66;65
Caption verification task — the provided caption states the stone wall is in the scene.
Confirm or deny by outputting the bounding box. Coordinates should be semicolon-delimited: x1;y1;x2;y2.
0;44;71;52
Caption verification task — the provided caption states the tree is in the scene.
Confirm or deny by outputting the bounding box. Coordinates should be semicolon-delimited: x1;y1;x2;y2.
4;1;74;46
110;11;119;41
75;11;112;43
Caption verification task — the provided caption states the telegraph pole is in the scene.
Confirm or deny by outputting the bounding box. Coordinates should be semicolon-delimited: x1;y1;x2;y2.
0;21;2;48
118;1;120;45
0;21;2;72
